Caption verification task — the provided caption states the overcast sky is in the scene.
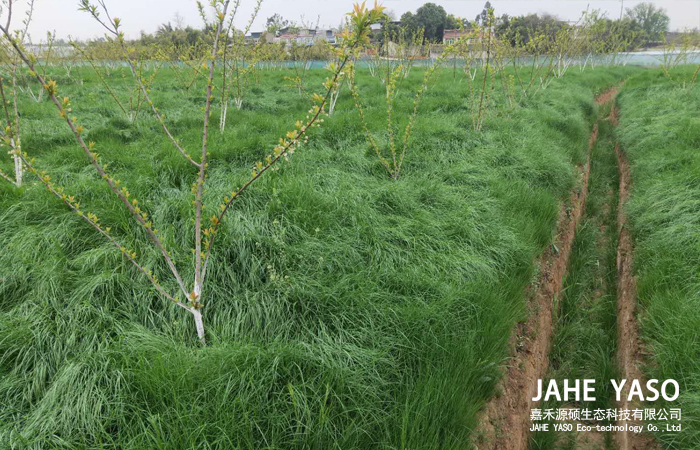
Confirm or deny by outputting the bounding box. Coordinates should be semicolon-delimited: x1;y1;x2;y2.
5;0;700;41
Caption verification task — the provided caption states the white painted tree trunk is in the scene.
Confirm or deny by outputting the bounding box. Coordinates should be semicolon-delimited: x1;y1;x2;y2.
219;102;228;133
329;90;339;115
12;138;21;187
191;285;205;344
191;309;205;344
580;54;591;73
368;63;376;77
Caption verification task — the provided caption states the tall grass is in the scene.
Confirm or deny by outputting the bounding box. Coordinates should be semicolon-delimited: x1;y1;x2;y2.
0;65;636;448
617;68;700;448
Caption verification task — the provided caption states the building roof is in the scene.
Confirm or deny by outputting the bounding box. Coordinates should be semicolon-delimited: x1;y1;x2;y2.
443;29;469;39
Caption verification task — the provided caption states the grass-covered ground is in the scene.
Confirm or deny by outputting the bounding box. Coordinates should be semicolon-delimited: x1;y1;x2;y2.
530;113;621;450
617;69;700;449
0;65;635;449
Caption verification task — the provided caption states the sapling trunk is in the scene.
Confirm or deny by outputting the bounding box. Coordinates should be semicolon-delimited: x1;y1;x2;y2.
192;309;205;344
329;88;339;115
12;138;21;186
219;102;228;132
475;24;493;132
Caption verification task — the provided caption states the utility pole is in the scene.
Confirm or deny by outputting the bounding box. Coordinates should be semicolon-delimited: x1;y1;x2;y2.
620;0;624;20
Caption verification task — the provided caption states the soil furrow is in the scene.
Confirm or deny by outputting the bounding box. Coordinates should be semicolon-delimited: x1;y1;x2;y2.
612;105;660;450
472;90;616;450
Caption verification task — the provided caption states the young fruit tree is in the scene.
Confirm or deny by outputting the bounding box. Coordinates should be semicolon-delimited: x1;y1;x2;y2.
218;0;263;132
0;0;386;344
349;51;441;180
0;0;35;187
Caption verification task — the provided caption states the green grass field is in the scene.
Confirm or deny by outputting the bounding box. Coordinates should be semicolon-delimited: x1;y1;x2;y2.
2;61;697;450
617;69;700;449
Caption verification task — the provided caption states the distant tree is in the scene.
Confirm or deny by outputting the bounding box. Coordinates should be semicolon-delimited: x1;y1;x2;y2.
496;13;565;46
594;17;645;51
151;22;207;48
475;1;492;26
414;3;449;41
625;2;669;43
374;12;396;45
496;14;511;39
173;12;186;30
446;14;465;30
499;13;511;23
138;30;155;46
286;23;300;34
266;13;289;34
400;11;418;34
399;3;455;42
157;22;175;37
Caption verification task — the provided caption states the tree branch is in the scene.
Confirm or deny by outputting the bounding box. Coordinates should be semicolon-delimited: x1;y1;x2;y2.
194;0;232;297
20;153;193;312
0;25;191;300
200;51;354;288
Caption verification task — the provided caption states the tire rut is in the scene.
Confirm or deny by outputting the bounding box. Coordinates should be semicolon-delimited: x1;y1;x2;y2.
473;84;667;450
472;89;616;450
612;105;661;450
